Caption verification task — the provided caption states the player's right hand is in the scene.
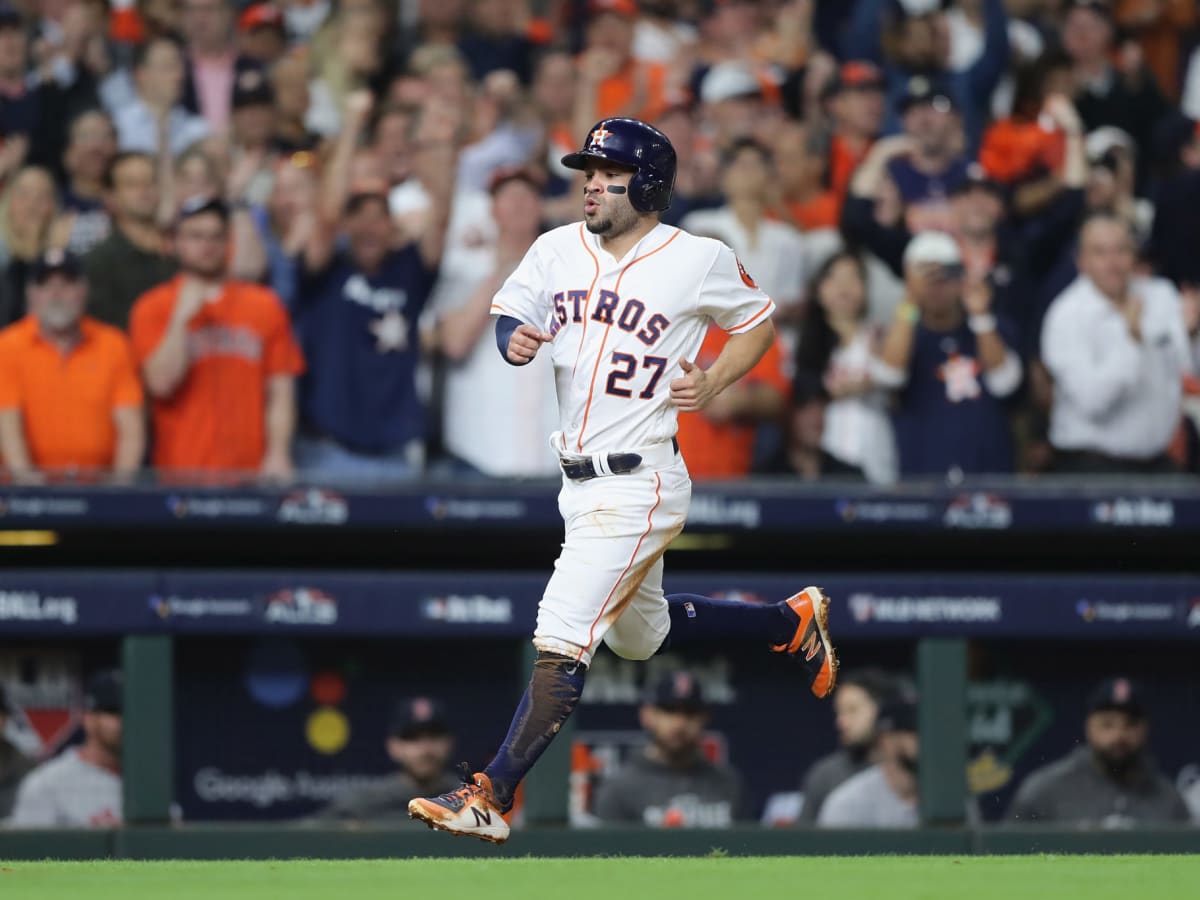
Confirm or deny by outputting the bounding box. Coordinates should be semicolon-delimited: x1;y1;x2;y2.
507;323;553;364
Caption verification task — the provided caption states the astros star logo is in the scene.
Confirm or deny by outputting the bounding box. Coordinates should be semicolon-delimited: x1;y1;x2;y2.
369;310;409;353
588;126;613;150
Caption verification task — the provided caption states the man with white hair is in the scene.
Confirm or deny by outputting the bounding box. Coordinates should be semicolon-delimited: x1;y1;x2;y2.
1041;212;1193;474
873;231;1023;477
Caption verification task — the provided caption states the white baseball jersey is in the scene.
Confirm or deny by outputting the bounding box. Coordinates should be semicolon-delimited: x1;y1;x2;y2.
490;222;775;455
490;220;775;666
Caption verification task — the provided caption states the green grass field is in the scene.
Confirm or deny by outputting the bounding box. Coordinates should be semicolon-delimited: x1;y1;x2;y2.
2;856;1198;900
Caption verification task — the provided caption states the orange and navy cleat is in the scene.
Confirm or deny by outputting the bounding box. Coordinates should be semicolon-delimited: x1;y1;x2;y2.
408;772;511;844
771;586;838;699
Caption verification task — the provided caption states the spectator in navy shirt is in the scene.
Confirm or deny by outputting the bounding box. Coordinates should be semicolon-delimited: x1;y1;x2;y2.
841;77;969;246
844;0;1009;154
873;231;1023;479
294;90;455;482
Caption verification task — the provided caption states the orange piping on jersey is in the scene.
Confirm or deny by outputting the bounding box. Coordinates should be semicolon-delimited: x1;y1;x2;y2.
576;228;682;451
577;472;663;665
727;297;774;333
490;302;519;318
571;224;602;380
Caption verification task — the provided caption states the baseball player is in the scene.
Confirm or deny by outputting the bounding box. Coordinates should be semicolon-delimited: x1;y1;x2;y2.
409;118;837;844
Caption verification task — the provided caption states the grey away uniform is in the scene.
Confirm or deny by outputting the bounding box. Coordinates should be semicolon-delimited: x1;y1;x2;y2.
592;753;742;827
314;771;463;824
817;765;917;828
9;750;122;827
799;749;872;824
1008;746;1190;827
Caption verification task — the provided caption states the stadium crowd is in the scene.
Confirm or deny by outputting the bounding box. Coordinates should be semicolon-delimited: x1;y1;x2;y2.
0;0;1197;485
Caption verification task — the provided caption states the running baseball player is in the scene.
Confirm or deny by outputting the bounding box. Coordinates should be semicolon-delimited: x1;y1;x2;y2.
409;118;837;843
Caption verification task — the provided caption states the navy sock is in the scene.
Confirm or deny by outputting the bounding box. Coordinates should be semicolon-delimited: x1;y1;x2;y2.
483;651;586;810
658;593;792;652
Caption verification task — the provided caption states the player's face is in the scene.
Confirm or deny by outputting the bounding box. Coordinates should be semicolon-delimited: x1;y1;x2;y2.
83;711;122;758
834;684;879;751
641;705;707;761
174;212;229;279
387;733;454;782
1078;218;1135;300
1086;710;1147;775
881;730;919;775
582;163;639;237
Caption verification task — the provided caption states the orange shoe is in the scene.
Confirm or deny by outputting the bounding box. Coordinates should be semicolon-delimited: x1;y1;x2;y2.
407;772;511;844
770;586;838;699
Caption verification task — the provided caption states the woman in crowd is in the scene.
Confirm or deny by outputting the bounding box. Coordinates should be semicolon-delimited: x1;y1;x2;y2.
793;250;897;484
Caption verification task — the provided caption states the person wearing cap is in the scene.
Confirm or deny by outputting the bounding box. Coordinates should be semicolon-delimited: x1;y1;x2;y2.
433;167;559;478
799;668;894;824
129;194;304;476
314;696;461;824
0;248;144;480
591;671;741;827
237;3;288;67
294;90;455;480
9;670;124;828
226;67;278;210
1062;0;1170;193
1040;212;1193;474
824;61;886;205
1008;677;1190;826
0;683;35;821
845;0;1008;155
873;230;1023;477
817;689;920;828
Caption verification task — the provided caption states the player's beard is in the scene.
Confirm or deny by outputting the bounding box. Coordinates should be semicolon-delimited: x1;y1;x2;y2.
585;197;639;237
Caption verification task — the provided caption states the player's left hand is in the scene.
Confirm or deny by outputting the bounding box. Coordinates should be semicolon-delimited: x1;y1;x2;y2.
670;359;719;412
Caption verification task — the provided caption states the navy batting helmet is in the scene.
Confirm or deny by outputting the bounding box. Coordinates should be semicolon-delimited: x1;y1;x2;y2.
562;118;677;213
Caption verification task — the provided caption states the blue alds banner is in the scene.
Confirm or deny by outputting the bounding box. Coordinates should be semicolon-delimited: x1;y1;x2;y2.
1;483;1198;532
1;570;1197;639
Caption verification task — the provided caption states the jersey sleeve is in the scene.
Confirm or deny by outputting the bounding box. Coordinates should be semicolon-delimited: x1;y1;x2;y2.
697;242;776;334
489;238;550;327
8;769;58;827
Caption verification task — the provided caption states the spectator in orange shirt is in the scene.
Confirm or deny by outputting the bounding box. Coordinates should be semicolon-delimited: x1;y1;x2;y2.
773;120;839;232
674;322;789;480
0;249;145;481
824;61;886;203
129;196;304;479
573;0;669;142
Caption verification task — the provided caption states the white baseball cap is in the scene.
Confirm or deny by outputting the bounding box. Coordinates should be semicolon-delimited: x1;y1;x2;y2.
700;62;761;105
903;231;961;268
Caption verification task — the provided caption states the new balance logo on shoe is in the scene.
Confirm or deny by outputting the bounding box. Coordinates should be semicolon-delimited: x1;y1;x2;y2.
471;807;493;827
802;631;820;662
